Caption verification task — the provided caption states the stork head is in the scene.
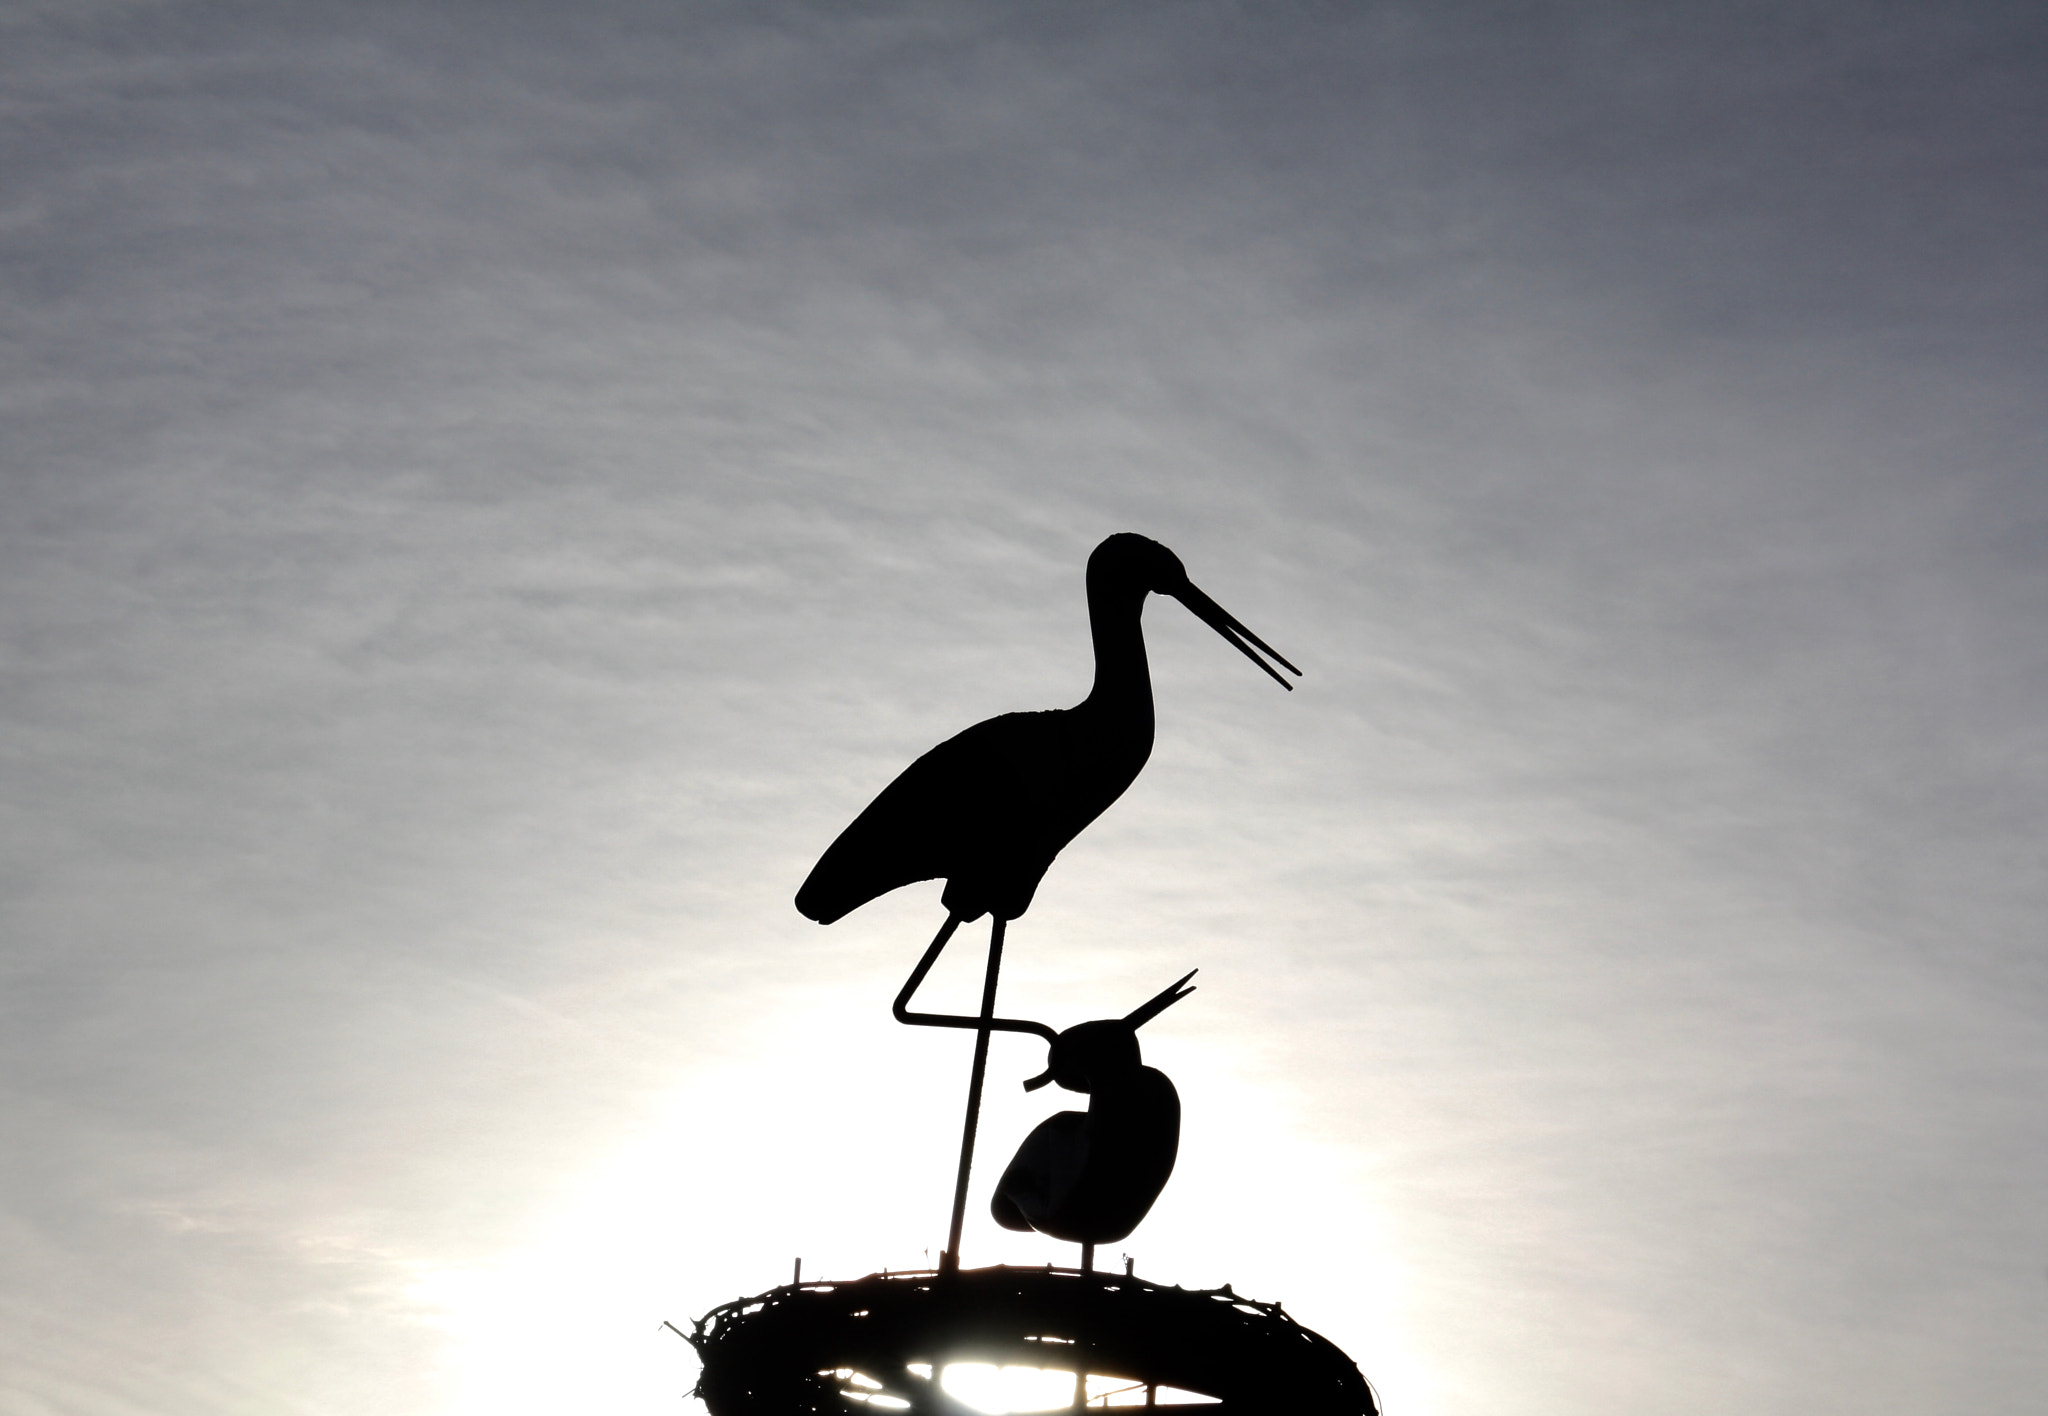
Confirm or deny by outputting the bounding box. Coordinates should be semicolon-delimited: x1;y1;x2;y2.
1090;532;1189;595
1088;533;1303;691
1023;968;1197;1093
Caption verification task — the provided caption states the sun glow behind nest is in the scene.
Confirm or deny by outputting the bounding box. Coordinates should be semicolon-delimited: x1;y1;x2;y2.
832;1363;1219;1411
941;1364;1217;1410
406;993;1409;1415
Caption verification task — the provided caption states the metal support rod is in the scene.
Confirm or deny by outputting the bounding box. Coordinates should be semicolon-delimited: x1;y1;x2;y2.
944;915;1007;1270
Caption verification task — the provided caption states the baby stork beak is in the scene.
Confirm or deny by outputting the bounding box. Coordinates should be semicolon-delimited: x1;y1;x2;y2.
1124;968;1199;1027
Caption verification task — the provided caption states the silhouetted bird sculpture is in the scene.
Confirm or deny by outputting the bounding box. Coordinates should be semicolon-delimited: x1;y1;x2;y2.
792;532;1297;1268
795;533;1297;930
994;971;1194;1247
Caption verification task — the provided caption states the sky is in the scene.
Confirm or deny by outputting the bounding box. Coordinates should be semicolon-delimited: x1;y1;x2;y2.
3;1;2046;1413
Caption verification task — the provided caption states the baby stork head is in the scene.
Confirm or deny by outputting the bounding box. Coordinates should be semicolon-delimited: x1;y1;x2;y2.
1023;969;1197;1094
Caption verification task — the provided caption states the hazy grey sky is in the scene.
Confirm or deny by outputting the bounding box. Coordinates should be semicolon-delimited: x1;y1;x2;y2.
4;2;2045;1413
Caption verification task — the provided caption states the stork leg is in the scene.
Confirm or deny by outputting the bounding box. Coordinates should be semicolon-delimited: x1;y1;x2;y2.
892;913;1055;1272
892;913;1053;1043
943;914;1005;1273
892;912;964;1022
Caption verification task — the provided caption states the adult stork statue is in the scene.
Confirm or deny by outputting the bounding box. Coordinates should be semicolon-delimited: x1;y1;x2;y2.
795;532;1298;1268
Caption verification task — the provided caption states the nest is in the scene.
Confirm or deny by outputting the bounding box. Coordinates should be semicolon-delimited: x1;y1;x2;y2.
686;1264;1379;1415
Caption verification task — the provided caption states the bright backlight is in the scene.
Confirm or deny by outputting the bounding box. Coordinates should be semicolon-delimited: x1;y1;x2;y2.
938;1363;1216;1411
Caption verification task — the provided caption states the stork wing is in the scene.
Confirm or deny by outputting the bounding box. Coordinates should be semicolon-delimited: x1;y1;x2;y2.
795;715;1042;924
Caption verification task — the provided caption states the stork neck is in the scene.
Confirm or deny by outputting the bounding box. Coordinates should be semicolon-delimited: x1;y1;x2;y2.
1082;582;1155;720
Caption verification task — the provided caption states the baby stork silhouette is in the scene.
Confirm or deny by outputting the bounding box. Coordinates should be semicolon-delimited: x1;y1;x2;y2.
992;970;1195;1250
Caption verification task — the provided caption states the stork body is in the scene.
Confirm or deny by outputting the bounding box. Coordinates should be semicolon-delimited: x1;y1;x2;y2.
795;703;1145;926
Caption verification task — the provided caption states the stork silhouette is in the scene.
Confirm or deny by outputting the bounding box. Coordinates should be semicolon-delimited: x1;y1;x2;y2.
795;533;1297;1268
993;971;1195;1259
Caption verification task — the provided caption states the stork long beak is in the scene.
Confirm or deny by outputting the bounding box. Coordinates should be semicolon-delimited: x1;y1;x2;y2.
1173;582;1302;690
